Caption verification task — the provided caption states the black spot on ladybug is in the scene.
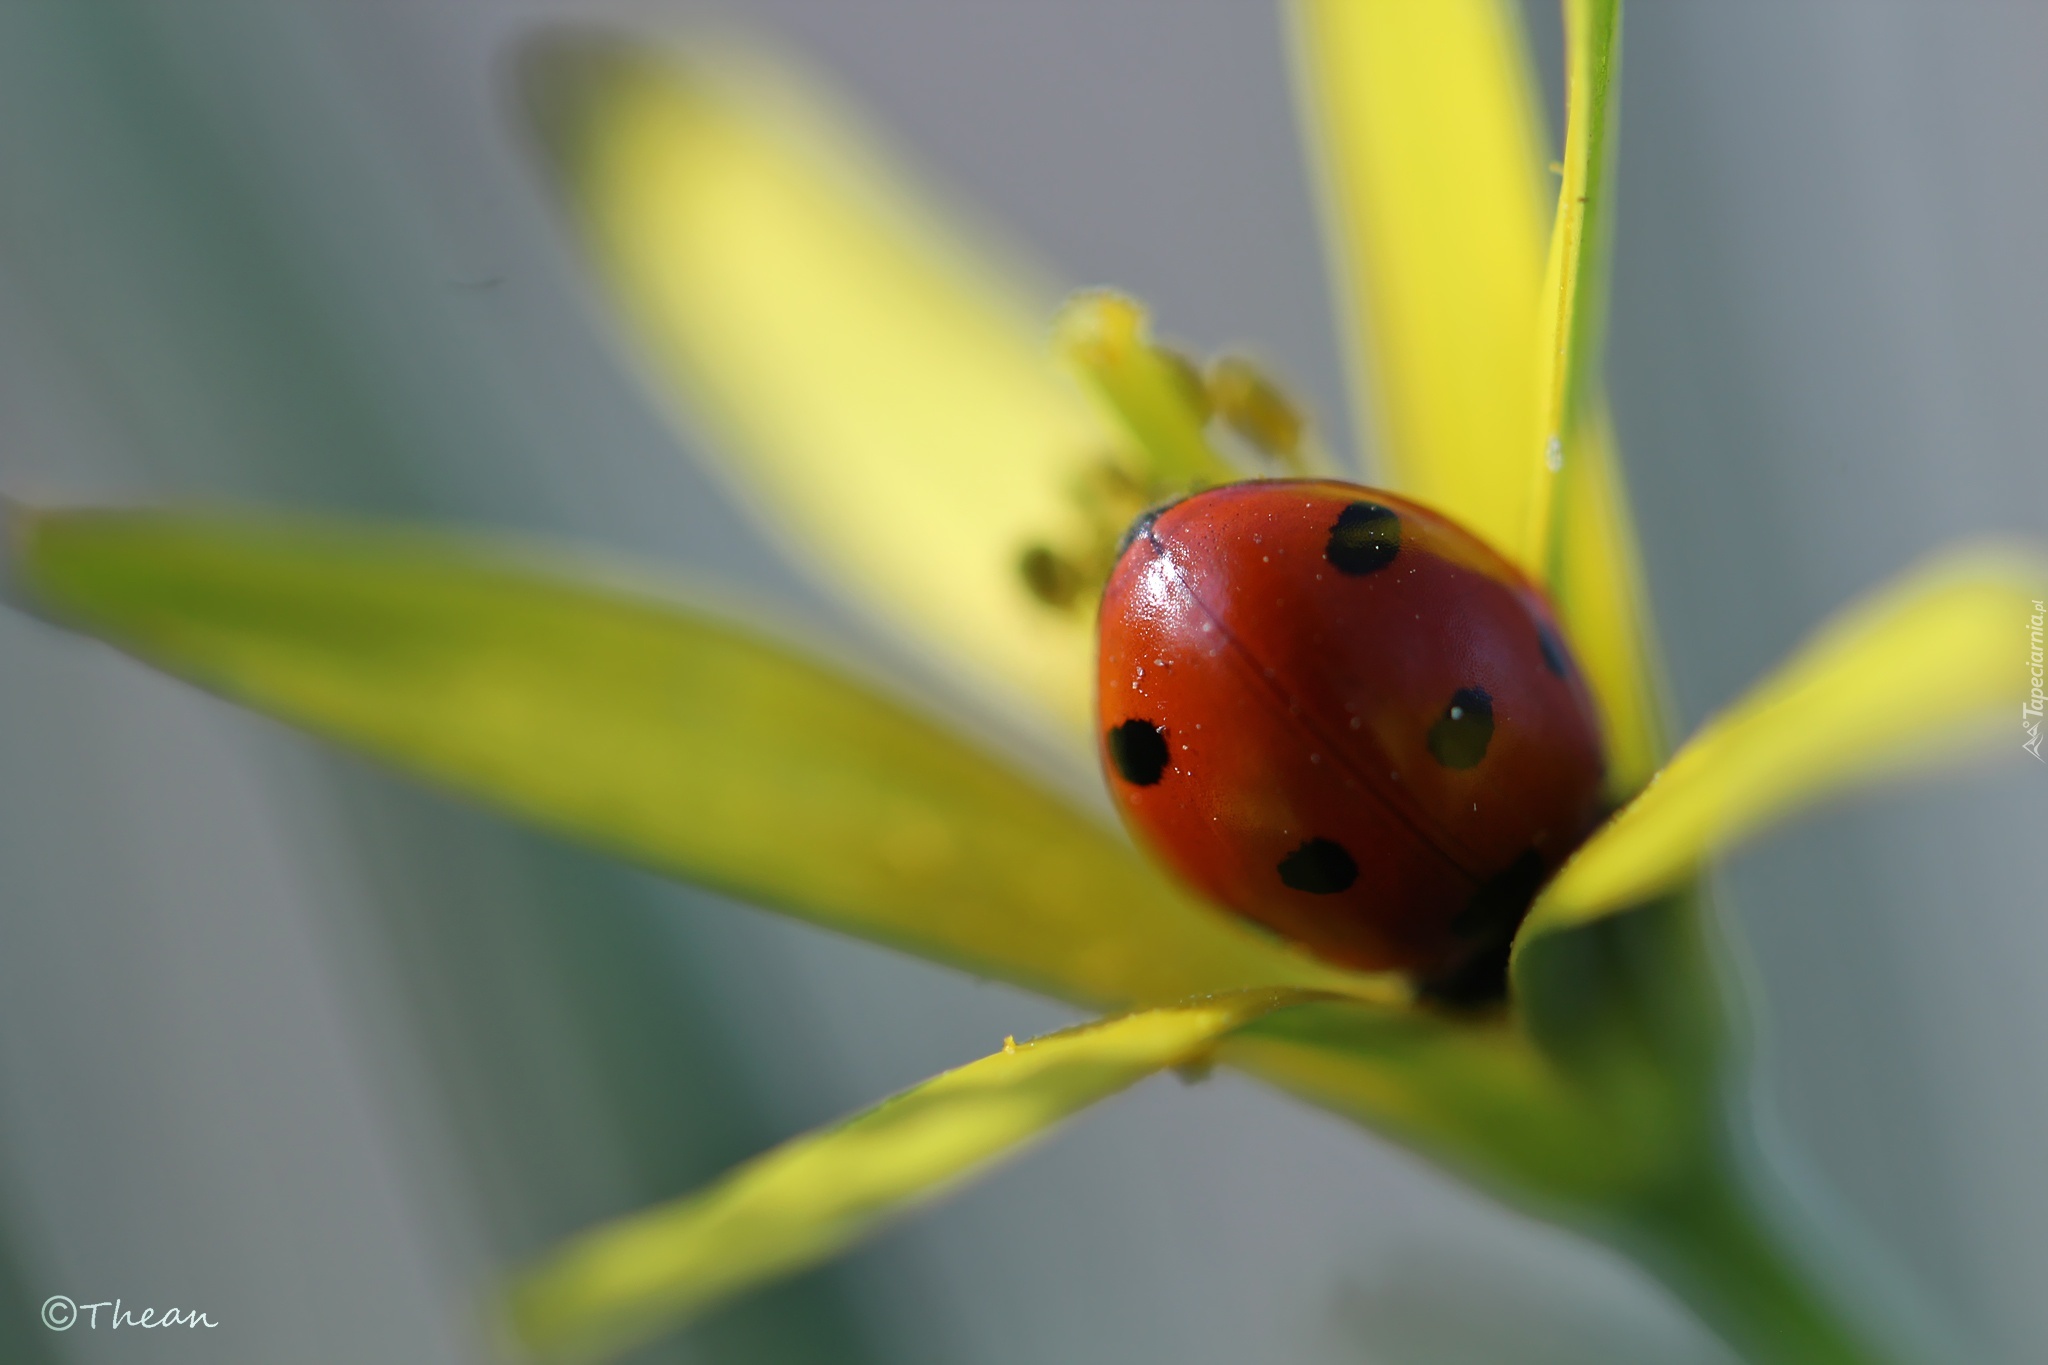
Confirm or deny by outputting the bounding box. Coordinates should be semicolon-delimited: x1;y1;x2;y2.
1535;621;1571;678
1277;837;1358;894
1324;501;1401;575
1427;687;1494;768
1107;719;1170;786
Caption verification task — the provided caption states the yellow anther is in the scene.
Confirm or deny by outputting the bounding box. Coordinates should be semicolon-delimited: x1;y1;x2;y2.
1002;1035;1017;1055
1074;453;1148;511
1056;288;1144;365
1018;545;1085;609
1053;290;1241;489
1206;355;1305;467
1014;454;1162;614
1023;295;1257;617
1155;345;1213;425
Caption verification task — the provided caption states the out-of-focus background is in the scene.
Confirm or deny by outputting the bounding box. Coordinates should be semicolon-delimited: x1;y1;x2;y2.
1;3;2044;1362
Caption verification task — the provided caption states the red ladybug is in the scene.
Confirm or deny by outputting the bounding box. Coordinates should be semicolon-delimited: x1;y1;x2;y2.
1096;481;1606;995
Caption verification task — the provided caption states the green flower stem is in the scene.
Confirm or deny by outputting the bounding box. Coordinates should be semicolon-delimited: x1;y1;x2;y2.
1617;1160;1903;1365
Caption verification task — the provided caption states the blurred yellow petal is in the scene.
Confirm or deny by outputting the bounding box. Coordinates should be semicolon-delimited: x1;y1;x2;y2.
1528;545;2048;936
507;991;1313;1362
11;508;1390;1008
526;36;1124;744
1289;0;1547;560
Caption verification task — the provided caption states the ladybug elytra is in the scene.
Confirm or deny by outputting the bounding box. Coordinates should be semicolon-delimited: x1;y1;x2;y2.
1096;481;1607;997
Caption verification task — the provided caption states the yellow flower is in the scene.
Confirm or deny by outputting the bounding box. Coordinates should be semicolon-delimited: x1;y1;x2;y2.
6;3;2040;1362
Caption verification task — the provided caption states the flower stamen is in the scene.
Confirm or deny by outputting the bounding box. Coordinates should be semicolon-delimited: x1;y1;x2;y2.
1205;354;1312;473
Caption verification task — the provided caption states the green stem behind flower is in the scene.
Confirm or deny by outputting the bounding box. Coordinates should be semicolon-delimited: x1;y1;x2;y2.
1613;1159;1915;1365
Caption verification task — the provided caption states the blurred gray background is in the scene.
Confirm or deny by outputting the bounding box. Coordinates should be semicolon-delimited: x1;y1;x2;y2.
0;2;2043;1362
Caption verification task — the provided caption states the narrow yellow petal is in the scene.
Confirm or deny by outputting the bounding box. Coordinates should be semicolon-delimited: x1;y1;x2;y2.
11;509;1393;1009
1527;545;2048;935
1535;1;1670;801
526;36;1123;744
1550;408;1670;798
506;991;1313;1361
1289;0;1548;560
1525;0;1623;567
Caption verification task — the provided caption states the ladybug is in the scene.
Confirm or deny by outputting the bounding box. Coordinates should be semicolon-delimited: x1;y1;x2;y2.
1096;481;1606;997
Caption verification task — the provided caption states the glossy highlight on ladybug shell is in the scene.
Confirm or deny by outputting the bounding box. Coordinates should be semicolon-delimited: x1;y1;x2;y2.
1094;481;1607;990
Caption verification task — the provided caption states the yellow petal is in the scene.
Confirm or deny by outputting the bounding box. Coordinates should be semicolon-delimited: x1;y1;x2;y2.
11;508;1387;1009
506;991;1312;1361
1288;0;1548;559
1537;0;1669;801
1550;408;1670;799
1523;1;1669;792
526;36;1121;744
1525;0;1622;566
1527;545;2048;935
